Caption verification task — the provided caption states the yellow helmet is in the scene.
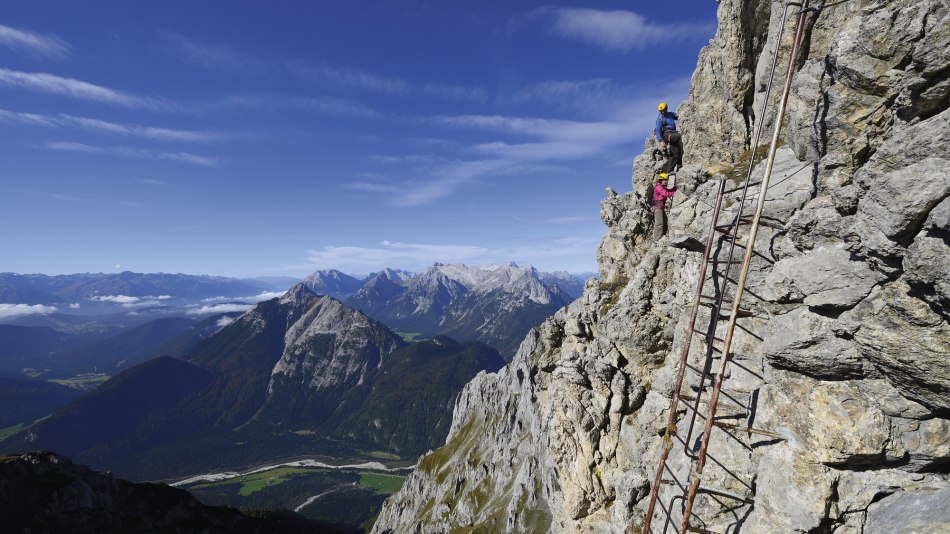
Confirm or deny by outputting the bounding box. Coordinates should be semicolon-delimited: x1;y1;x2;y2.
658;102;668;111
658;173;669;181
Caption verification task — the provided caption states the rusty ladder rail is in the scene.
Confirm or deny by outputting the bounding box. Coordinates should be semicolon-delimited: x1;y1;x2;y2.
642;2;814;532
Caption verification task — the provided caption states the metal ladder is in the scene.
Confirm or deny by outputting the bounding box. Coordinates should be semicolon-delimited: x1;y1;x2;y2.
642;2;815;532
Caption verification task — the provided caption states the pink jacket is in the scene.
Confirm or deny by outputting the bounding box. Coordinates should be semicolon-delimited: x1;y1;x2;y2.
653;183;676;209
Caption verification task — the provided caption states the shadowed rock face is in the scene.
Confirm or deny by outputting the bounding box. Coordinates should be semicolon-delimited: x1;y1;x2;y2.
373;1;950;532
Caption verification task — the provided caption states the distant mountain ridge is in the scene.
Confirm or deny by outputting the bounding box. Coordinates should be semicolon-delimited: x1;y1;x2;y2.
0;271;285;306
302;269;364;300
345;263;575;358
2;284;503;479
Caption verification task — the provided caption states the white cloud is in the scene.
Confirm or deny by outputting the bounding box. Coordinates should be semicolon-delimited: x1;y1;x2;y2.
200;291;285;304
393;176;477;208
216;316;236;328
470;141;602;161
0;303;58;318
0;24;70;59
68;303;81;309
90;294;140;304
88;294;171;308
530;7;715;53
0;108;224;142
43;141;223;167
434;114;637;146
0;68;170;109
186;303;253;315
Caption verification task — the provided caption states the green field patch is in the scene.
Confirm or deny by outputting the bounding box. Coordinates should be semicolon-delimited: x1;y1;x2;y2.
395;331;424;342
363;450;402;461
48;374;110;387
238;467;326;496
0;423;26;442
191;466;323;494
358;472;405;494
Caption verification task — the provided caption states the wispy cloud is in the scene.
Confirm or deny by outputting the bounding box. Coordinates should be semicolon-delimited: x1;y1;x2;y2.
0;303;58;318
307;241;490;272
507;78;616;109
434;114;637;145
349;77;689;208
200;291;285;304
302;236;601;273
470;141;602;161
44;141;223;167
216;94;381;119
89;294;172;308
163;33;487;103
0;68;170;109
0;108;224;142
0;24;70;59
186;303;253;315
527;7;715;53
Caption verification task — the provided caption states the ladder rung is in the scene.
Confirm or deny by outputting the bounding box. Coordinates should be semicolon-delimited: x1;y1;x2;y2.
714;224;748;235
724;181;762;194
678;395;701;414
687;526;720;534
718;310;754;320
696;485;754;504
706;258;744;265
713;421;783;439
700;300;753;318
679;395;747;420
685;366;722;386
692;328;725;343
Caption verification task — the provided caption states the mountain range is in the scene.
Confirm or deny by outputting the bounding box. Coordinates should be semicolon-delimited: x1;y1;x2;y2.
343;263;581;358
0;271;294;306
1;284;503;479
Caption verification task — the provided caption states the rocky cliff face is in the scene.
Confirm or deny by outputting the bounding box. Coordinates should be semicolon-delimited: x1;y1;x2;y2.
373;0;950;532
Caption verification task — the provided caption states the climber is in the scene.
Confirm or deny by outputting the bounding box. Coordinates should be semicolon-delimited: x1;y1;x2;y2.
655;102;683;173
652;172;678;242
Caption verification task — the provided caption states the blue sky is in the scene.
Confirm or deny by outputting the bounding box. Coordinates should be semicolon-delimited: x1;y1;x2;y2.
0;1;717;277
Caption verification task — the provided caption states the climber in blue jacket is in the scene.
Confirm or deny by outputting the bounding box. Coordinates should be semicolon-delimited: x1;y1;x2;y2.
655;102;683;172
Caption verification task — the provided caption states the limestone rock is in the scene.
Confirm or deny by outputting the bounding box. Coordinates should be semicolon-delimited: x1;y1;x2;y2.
373;1;950;532
761;307;871;379
866;488;950;534
762;245;887;309
850;282;950;413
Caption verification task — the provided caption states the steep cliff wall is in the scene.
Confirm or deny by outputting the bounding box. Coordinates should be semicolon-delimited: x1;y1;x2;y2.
374;0;950;532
